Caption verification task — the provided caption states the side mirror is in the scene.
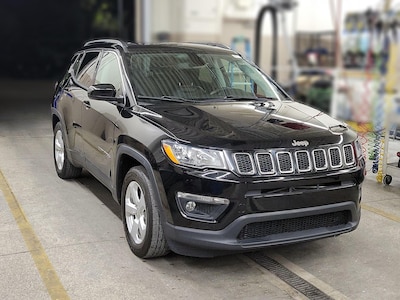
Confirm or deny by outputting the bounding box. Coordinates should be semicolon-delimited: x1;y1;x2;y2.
88;84;123;103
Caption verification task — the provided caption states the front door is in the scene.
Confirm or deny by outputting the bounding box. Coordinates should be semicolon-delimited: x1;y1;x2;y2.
81;51;124;188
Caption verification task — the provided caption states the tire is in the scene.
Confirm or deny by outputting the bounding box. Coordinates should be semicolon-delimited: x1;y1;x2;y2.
384;175;392;185
53;122;82;179
121;166;169;258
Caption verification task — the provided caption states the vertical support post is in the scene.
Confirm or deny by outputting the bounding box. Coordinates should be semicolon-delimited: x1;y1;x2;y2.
142;0;152;43
118;0;124;38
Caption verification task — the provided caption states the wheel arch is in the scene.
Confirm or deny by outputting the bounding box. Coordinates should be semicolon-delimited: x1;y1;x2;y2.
115;142;173;224
51;107;63;130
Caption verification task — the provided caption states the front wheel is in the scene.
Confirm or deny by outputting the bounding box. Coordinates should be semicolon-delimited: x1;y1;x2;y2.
121;166;169;258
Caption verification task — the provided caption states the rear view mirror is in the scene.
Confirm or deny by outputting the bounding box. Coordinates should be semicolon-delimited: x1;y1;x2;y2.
88;84;123;103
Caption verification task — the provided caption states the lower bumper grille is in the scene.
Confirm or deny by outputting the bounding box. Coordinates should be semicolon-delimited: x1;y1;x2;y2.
237;211;350;240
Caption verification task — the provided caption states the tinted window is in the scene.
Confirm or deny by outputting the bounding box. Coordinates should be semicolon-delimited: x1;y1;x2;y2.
95;52;124;97
77;51;100;87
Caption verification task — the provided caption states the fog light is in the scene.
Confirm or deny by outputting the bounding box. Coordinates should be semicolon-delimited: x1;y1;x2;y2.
176;192;229;223
185;201;196;212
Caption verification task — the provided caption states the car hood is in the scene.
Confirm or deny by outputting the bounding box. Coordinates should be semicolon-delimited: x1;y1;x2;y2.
141;100;354;150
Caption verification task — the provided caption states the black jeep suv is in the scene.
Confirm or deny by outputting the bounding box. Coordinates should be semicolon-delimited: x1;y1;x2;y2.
52;39;365;258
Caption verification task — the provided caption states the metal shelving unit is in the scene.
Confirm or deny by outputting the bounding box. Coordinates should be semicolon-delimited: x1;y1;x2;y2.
382;98;400;185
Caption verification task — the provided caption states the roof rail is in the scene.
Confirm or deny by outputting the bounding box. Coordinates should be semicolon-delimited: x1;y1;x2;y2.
84;39;128;49
189;42;231;50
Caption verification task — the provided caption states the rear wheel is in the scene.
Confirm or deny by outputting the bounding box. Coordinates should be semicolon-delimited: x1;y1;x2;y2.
53;122;82;179
121;166;169;258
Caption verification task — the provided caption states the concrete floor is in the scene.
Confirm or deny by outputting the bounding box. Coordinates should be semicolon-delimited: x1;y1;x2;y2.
0;80;399;299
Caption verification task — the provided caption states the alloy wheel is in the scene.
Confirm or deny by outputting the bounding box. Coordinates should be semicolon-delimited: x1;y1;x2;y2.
54;130;65;171
125;181;147;245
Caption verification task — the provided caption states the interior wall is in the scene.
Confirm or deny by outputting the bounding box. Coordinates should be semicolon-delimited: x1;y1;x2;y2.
147;0;297;83
148;0;383;42
146;0;383;83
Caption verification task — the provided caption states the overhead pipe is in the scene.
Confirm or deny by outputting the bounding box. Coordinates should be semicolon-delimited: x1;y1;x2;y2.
254;5;278;79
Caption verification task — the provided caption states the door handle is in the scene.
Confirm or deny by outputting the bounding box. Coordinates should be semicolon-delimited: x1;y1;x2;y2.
83;100;91;109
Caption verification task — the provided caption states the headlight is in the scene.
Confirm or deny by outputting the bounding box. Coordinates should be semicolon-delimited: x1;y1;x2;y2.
162;140;227;169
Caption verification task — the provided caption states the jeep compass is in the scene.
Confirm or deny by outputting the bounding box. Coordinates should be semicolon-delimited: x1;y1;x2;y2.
51;39;365;258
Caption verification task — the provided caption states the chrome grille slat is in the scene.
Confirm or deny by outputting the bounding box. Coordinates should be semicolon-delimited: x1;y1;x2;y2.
329;147;342;168
295;150;311;172
312;149;328;170
277;152;294;174
234;153;255;175
256;153;275;175
343;145;355;165
233;144;355;176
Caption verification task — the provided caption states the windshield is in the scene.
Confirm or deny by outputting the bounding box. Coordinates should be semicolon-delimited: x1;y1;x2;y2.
126;48;290;102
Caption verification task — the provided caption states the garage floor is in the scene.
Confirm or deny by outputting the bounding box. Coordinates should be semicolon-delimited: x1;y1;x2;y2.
1;80;399;300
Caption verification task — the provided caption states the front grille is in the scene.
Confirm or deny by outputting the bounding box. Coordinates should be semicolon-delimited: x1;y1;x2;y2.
233;144;356;176
237;211;350;240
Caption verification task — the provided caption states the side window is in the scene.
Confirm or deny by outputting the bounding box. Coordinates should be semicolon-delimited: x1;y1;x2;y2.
76;51;100;87
95;52;124;97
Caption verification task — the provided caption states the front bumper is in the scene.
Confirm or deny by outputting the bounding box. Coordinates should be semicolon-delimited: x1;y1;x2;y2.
164;201;360;257
159;164;364;257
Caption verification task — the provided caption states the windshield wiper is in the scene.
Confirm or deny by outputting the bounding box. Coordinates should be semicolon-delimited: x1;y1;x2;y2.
137;95;195;103
222;95;278;101
256;96;279;100
199;95;279;103
223;95;258;101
